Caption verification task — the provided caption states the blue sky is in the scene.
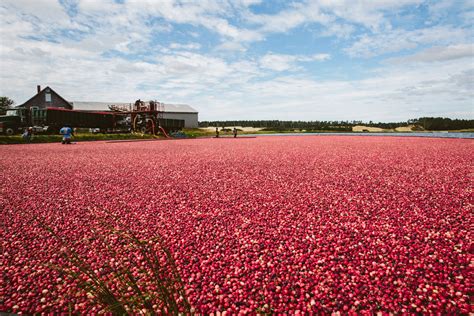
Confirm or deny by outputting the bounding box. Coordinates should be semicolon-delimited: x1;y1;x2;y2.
0;0;472;121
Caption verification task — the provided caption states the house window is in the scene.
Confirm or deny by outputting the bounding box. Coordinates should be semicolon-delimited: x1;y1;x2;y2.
45;93;51;102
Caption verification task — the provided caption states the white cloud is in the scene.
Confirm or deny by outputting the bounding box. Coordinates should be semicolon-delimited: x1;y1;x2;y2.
78;0;121;13
239;0;429;43
259;54;297;72
345;25;471;57
121;0;262;42
428;0;452;12
302;54;331;61
317;0;424;30
244;1;332;35
2;0;71;25
460;10;474;24
259;53;330;71
234;0;262;6
244;0;424;37
169;42;201;50
320;23;355;39
215;41;247;52
388;44;474;63
251;7;322;33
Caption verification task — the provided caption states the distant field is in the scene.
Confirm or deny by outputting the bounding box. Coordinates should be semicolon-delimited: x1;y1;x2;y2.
2;128;473;144
1;136;471;314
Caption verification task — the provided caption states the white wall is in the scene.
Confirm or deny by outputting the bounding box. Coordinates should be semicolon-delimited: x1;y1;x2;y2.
162;112;199;128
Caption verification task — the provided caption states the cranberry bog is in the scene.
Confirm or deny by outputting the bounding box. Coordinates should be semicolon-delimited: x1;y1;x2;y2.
1;136;472;314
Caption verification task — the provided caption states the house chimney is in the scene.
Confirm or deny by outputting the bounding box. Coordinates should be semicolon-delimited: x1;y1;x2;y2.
37;85;41;94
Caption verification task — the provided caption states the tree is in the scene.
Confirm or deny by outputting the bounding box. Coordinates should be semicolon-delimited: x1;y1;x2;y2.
0;96;15;114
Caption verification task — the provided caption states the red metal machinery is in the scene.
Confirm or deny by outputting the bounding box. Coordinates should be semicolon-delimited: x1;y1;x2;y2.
111;99;166;135
108;100;184;136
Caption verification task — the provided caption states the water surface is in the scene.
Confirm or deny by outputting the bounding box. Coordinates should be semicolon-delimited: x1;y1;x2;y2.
244;132;474;139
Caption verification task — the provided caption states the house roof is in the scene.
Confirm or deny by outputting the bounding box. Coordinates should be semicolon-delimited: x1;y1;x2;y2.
18;86;72;108
72;101;198;113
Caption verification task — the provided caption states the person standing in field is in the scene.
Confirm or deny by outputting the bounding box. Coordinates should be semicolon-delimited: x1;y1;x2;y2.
60;125;74;144
216;127;219;138
233;127;237;138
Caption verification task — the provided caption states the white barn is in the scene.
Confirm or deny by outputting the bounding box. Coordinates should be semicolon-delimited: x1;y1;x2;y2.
71;101;199;128
161;104;199;129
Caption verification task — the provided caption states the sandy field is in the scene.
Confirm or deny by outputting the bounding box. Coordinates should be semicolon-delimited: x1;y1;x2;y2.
352;125;417;132
352;125;387;132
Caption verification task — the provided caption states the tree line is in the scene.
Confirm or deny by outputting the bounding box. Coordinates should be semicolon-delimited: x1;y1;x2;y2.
408;117;474;131
199;118;474;131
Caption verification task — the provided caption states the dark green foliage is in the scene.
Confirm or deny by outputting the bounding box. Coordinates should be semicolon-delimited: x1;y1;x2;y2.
410;117;474;130
0;133;156;144
0;96;15;114
199;117;474;131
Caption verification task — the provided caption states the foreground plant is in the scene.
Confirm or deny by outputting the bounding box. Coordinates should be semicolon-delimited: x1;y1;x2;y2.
37;211;191;315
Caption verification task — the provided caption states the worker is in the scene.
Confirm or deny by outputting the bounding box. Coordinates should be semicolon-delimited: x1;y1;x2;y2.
60;125;74;144
216;127;219;138
134;99;139;111
233;127;237;138
22;127;33;142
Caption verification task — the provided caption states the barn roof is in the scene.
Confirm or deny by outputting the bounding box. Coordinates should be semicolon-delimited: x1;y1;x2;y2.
72;101;198;113
163;103;198;113
71;101;131;111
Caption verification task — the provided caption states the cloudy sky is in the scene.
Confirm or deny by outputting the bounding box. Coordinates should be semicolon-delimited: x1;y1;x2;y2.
0;0;472;121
